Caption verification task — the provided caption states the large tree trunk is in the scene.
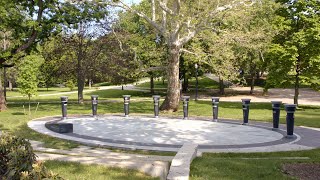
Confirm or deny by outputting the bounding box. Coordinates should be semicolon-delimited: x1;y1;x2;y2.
88;79;92;89
219;77;225;95
250;73;255;95
0;68;7;111
183;76;188;93
160;44;180;111
150;73;154;94
77;52;85;103
294;56;301;105
294;73;299;105
8;80;12;91
78;77;85;104
77;24;84;104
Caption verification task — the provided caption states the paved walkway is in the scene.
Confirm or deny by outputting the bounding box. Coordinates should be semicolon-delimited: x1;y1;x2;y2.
204;74;320;106
28;115;320;153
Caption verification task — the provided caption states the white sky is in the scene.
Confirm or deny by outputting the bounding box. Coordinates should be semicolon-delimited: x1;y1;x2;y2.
123;0;141;5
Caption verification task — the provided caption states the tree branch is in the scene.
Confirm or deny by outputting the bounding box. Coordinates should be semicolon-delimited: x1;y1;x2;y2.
158;0;174;15
16;0;44;53
112;28;123;51
116;0;166;36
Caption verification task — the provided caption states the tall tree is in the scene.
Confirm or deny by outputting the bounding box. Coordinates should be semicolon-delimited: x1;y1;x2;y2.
16;54;43;114
105;0;261;111
0;0;108;109
117;1;166;94
267;0;320;105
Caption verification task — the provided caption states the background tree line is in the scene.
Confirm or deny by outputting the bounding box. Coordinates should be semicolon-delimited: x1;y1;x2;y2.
0;0;319;111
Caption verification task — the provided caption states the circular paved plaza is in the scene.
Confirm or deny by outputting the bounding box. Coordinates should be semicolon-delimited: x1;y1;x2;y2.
28;115;320;152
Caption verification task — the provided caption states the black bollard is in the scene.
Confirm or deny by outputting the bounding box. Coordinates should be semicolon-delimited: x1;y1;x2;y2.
211;97;220;122
91;95;98;119
284;104;297;138
182;96;190;119
60;96;68;120
123;95;131;117
242;99;251;125
271;101;282;130
153;95;160;118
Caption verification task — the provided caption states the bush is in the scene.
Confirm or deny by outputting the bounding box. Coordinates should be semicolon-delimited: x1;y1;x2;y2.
0;133;63;180
65;80;75;91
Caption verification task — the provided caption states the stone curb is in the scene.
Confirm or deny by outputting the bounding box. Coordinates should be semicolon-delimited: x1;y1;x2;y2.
167;143;198;180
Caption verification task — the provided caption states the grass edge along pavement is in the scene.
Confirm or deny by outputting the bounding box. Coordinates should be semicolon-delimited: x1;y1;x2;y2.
44;160;160;180
1;96;320;150
2;88;320;179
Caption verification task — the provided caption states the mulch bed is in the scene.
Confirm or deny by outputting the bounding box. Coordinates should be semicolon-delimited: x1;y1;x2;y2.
282;163;320;180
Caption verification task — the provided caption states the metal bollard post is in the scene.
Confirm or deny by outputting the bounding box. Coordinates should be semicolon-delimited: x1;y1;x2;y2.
182;96;190;119
91;95;98;119
242;99;251;125
211;97;220;122
271;101;282;130
123;95;131;117
60;96;68;120
284;104;297;138
153;95;160;118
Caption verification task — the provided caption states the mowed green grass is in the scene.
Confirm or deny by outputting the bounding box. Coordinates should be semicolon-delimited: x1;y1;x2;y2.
44;161;159;180
6;87;87;97
190;149;320;180
136;76;220;89
1;93;320;150
2;88;320;179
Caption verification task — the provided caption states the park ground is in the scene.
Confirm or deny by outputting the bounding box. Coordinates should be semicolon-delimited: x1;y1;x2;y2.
1;76;320;179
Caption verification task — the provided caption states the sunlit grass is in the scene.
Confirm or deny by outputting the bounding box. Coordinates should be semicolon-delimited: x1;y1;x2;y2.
190;149;320;180
136;76;220;90
44;160;159;180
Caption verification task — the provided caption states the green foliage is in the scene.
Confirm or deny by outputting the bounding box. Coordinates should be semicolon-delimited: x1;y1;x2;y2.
66;80;75;91
117;1;167;79
0;133;36;179
17;55;43;99
0;133;63;179
0;0;109;62
20;161;64;180
266;0;320;89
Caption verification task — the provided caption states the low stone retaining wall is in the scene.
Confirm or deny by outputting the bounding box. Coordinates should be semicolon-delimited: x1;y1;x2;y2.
167;143;198;180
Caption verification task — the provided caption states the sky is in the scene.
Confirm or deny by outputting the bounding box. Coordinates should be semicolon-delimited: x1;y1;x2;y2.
123;0;141;5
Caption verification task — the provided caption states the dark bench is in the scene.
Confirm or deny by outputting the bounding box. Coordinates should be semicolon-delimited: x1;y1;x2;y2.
45;122;73;133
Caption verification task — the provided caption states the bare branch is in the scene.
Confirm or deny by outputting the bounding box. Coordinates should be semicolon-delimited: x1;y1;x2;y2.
158;0;175;15
151;0;156;21
112;28;123;51
16;0;44;53
160;0;167;31
180;48;199;56
116;0;167;36
174;0;180;15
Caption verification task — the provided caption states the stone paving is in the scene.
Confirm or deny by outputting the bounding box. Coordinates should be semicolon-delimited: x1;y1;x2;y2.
28;115;320;153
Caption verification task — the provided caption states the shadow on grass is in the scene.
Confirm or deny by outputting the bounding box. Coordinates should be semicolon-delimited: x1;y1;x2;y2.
13;123;79;149
87;89;154;98
11;112;26;115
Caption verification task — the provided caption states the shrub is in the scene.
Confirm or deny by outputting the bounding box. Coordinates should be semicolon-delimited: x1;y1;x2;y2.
0;133;63;179
65;80;75;91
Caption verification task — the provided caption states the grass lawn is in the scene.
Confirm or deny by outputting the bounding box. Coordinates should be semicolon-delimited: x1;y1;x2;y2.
136;76;220;90
44;160;159;180
2;88;320;179
190;149;320;180
6;87;86;97
1;91;320;150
